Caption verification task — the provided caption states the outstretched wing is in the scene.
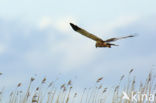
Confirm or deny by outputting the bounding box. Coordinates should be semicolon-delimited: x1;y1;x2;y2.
105;35;136;42
70;23;104;42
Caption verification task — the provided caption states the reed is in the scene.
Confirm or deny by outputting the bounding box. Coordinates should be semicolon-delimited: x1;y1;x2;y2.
0;69;155;103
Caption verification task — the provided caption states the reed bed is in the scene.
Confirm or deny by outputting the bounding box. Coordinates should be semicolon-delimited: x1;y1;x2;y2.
0;69;155;103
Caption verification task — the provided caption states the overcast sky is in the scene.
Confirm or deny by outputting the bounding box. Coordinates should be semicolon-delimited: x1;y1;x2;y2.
0;0;156;90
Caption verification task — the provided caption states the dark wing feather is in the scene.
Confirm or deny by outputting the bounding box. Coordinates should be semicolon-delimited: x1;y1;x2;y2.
70;23;104;42
105;35;136;42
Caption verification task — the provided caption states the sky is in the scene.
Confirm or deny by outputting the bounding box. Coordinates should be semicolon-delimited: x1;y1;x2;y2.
0;0;156;90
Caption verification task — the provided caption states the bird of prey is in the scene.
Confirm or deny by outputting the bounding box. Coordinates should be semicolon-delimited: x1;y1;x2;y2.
70;23;136;48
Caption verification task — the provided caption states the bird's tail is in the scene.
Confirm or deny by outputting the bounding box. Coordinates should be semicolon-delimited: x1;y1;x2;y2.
106;43;119;48
110;43;119;46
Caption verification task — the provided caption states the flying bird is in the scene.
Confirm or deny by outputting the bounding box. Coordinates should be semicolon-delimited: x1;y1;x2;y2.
70;23;136;48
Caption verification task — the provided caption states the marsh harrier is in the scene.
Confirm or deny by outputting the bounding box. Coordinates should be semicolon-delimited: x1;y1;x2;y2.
70;23;136;48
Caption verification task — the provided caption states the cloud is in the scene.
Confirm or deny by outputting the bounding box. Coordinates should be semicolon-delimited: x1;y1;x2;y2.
50;37;97;71
39;16;53;29
43;15;138;72
0;43;6;54
90;15;139;37
35;16;97;72
23;29;97;72
54;16;77;33
0;15;153;74
107;16;138;31
0;15;156;89
38;16;77;33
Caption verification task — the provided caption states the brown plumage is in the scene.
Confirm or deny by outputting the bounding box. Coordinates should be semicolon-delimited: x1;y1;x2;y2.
70;23;136;48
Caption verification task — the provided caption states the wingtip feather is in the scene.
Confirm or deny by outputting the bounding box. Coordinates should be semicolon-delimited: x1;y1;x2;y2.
70;23;80;31
129;33;138;37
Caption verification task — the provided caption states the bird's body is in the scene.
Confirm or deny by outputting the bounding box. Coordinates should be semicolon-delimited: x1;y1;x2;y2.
95;41;118;48
70;23;136;48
